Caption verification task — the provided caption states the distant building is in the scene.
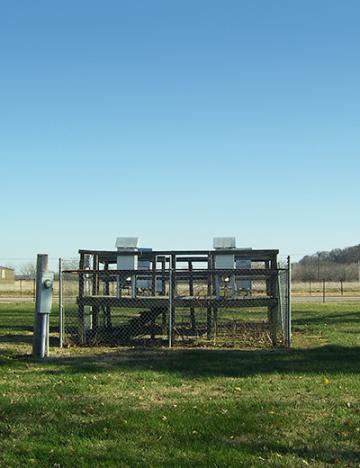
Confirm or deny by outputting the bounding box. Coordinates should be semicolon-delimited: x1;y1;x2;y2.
0;266;15;284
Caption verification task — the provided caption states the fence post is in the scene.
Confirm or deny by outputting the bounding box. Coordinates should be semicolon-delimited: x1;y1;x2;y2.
322;279;326;303
340;279;344;296
33;254;54;358
59;258;63;348
286;256;292;349
168;258;174;348
207;255;213;340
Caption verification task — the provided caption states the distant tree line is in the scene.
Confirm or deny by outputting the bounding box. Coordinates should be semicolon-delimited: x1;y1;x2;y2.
293;244;360;281
15;259;79;279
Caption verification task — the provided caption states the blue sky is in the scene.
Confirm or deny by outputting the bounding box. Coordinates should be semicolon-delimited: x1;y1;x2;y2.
1;0;360;264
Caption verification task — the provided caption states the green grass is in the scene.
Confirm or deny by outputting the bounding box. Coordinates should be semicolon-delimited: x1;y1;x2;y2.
0;303;359;467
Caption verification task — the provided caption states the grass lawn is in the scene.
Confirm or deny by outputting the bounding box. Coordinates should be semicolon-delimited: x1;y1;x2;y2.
0;303;359;467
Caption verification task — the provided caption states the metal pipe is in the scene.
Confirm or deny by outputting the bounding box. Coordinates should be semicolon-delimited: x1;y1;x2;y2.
33;254;49;358
168;259;173;348
46;313;50;357
59;258;63;348
287;256;292;349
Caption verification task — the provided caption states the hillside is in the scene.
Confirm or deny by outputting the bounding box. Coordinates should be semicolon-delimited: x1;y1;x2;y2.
294;244;360;281
299;244;360;266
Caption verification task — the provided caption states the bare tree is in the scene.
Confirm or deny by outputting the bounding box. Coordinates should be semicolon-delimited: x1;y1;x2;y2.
62;258;79;269
19;262;37;278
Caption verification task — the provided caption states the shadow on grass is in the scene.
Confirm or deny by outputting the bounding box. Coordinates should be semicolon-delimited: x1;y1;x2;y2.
293;311;360;326
0;334;33;344
0;326;59;347
0;325;33;331
36;345;360;378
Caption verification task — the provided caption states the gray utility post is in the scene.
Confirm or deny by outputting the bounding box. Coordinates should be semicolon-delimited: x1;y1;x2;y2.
33;254;54;359
286;256;292;349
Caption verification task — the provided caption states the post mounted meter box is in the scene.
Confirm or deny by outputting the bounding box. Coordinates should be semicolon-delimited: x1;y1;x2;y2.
38;271;54;314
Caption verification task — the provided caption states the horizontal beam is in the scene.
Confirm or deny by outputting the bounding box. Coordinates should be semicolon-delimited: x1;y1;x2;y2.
175;297;277;308
79;296;277;308
63;268;284;276
165;256;209;263
78;249;280;263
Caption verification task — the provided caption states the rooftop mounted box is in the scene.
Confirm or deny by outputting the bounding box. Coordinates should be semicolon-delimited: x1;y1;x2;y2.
115;237;139;298
213;236;236;268
115;237;139;250
213;237;236;268
116;237;138;271
213;237;236;250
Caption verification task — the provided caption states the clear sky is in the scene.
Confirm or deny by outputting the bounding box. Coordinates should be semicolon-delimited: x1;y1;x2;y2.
1;0;360;265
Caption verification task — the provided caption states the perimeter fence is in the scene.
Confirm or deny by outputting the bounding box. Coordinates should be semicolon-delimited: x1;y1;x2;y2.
60;260;291;349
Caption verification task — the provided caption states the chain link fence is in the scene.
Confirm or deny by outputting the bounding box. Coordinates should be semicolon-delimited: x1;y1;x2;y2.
60;258;291;349
172;266;290;348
